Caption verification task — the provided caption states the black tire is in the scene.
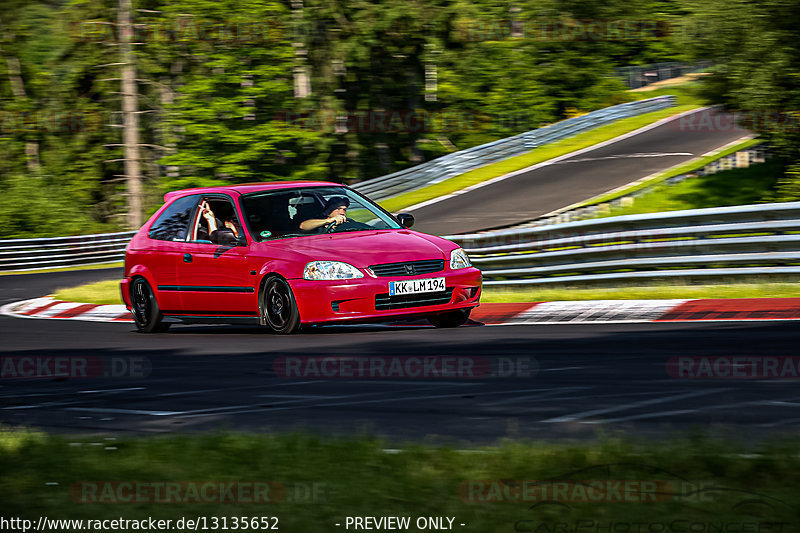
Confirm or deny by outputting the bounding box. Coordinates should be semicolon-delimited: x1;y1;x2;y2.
428;309;471;328
130;277;170;333
261;276;301;334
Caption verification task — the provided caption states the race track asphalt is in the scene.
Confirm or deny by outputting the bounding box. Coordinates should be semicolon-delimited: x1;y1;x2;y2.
411;107;749;235
2;269;799;444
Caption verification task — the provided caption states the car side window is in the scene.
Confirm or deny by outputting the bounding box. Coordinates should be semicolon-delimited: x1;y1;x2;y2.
192;196;244;245
148;194;200;241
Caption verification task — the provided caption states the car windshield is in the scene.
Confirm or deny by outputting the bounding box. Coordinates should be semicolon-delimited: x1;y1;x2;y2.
240;186;403;242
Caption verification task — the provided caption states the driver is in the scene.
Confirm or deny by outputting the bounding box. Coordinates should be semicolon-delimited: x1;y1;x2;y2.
299;196;350;232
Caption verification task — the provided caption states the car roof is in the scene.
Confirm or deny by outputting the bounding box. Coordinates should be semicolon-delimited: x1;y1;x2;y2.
163;181;343;202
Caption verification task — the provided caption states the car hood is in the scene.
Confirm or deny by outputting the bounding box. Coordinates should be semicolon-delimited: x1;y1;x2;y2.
253;229;454;267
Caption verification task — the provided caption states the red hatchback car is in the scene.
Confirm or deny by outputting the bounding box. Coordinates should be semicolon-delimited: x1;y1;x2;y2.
121;182;482;333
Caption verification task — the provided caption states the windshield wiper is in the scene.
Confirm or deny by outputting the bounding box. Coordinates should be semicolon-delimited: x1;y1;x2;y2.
261;233;307;241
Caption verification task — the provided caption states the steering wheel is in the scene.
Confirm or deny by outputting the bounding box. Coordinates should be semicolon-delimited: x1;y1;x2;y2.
325;219;372;233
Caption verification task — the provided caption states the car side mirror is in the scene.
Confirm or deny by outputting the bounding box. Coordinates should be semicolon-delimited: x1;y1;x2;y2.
396;213;415;228
211;229;238;246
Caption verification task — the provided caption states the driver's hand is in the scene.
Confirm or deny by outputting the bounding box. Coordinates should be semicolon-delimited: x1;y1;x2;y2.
329;214;346;225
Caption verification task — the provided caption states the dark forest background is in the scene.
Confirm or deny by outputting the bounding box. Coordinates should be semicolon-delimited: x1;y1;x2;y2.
1;0;797;236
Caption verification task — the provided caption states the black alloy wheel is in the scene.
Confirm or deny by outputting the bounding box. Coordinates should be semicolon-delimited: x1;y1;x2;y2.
262;276;301;334
130;277;169;333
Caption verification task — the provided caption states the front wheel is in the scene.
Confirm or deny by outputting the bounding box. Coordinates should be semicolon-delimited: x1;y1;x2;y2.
428;309;471;328
130;277;169;333
261;276;301;334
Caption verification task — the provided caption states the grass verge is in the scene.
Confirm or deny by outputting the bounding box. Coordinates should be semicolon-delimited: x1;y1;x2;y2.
1;428;798;530
593;158;785;218
52;279;123;305
51;279;800;306
378;104;700;213
583;137;764;208
0;262;123;277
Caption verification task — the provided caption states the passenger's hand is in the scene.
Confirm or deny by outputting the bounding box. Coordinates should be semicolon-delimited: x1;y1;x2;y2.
225;220;239;237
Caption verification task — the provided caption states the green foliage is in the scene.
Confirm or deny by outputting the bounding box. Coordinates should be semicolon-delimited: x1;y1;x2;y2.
772;162;800;202
0;174;111;238
154;0;325;190
684;0;800;199
0;0;689;237
2;430;800;530
598;159;786;219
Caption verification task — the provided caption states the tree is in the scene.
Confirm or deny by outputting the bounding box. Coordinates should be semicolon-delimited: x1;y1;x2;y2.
155;0;324;190
684;0;800;200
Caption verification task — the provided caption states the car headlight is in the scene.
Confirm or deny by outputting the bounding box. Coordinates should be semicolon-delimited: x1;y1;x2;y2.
449;248;471;269
303;261;364;280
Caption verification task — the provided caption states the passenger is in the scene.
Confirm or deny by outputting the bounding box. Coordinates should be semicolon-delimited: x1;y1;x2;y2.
201;201;241;240
299;196;350;232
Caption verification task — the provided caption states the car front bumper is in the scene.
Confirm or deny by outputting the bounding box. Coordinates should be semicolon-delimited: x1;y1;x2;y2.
289;267;482;324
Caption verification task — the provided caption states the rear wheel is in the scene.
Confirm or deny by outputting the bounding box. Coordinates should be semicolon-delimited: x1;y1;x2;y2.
428;309;471;328
130;277;169;333
262;276;301;334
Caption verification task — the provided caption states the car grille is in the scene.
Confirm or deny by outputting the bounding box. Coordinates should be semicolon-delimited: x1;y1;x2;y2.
369;259;444;277
375;288;453;310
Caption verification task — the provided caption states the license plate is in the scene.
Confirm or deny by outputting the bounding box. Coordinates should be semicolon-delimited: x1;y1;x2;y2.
389;277;446;296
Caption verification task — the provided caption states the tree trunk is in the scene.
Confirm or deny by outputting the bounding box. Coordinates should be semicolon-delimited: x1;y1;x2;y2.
1;46;41;173
119;0;142;229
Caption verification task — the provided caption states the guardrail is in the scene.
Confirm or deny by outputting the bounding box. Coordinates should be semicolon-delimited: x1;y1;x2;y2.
615;60;712;89
0;231;135;272
5;200;797;287
446;202;800;286
352;95;676;202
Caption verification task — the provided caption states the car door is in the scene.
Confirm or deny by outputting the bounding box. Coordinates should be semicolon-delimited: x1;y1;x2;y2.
143;193;202;312
175;195;257;316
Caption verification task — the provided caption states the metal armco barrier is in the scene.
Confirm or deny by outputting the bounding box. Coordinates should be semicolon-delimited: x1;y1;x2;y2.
5;203;800;285
445;202;800;286
615;61;712;89
0;231;135;271
352;95;676;201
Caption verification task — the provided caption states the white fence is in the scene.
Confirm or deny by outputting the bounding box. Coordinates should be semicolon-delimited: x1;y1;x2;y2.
0;232;135;271
446;202;800;286
4;203;800;287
